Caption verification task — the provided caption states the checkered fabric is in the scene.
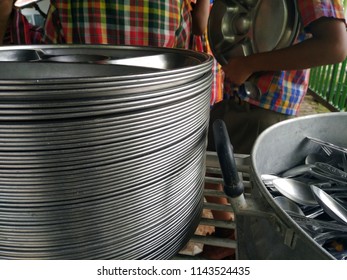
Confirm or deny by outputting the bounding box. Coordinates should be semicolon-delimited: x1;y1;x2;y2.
43;0;192;49
189;1;223;106
3;9;43;44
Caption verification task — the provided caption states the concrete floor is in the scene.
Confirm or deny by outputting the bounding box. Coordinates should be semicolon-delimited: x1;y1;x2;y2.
298;93;331;116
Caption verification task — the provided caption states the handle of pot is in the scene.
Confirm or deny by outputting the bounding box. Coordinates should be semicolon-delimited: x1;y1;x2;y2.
212;119;244;198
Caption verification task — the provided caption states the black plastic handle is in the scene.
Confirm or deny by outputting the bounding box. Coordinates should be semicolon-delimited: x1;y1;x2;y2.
212;119;244;198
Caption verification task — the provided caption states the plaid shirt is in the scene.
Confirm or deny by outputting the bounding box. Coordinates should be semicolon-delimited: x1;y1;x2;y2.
3;9;43;44
191;32;223;106
190;1;223;106
229;0;346;116
43;0;192;49
3;1;191;49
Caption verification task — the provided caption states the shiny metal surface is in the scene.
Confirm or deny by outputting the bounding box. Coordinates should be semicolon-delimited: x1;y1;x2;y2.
251;112;347;260
0;45;212;84
252;0;299;53
274;196;306;216
311;186;347;225
273;178;318;206
208;0;300;65
0;123;207;182
0;145;205;207
0;75;211;120
0;96;208;149
14;0;41;8
0;45;212;259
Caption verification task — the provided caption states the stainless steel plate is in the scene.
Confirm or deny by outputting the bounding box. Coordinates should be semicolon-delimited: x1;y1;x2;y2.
208;0;300;65
0;45;212;84
0;74;212;120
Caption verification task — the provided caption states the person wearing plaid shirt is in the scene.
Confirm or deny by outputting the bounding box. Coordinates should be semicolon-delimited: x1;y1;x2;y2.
1;0;192;49
208;0;347;155
42;0;192;49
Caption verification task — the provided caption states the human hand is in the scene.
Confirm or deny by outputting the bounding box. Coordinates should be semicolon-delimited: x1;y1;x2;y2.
222;56;253;86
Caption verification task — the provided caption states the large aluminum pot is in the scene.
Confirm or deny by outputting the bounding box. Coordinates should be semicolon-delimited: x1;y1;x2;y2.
245;112;347;259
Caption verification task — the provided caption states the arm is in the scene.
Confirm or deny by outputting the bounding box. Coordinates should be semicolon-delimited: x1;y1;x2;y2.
191;0;210;35
0;0;15;45
223;17;347;86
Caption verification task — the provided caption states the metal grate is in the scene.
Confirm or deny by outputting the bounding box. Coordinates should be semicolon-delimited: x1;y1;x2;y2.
175;151;251;259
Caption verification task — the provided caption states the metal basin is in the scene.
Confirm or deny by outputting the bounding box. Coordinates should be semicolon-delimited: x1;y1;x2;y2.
247;112;347;259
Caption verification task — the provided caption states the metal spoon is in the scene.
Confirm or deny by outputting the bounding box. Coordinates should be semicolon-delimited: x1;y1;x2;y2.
272;194;347;232
261;174;280;185
315;162;347;182
273;196;305;216
306;136;347;155
272;178;318;206
311;185;347;225
282;162;347;184
312;182;347;193
342;153;347;172
313;231;347;247
273;195;323;218
274;196;323;233
305;153;328;165
281;164;313;178
242;81;261;100
288;212;347;232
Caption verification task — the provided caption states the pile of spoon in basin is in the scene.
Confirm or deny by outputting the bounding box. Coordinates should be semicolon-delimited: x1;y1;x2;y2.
262;137;347;260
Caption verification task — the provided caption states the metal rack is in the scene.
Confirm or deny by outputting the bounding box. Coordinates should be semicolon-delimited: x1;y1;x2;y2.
175;151;251;259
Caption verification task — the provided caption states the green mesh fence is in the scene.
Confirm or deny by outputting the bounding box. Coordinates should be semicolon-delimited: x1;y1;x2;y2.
308;0;347;111
309;59;347;112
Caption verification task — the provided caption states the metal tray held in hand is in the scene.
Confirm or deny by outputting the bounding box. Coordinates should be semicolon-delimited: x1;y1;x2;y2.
208;0;300;65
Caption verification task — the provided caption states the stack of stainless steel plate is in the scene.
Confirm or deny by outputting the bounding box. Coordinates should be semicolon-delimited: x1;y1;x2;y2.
0;45;213;259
